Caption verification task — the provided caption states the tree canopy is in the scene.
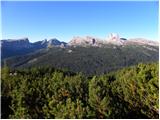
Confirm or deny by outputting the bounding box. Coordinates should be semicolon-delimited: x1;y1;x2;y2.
1;62;159;119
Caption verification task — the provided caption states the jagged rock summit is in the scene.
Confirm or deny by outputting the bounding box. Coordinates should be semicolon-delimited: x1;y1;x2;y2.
68;33;159;47
1;34;158;49
105;33;126;45
1;34;158;57
68;36;103;47
1;38;31;49
107;33;120;41
1;38;67;48
68;33;124;46
1;38;67;59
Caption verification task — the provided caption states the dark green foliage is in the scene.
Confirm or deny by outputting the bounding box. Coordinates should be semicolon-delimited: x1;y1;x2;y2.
89;76;112;118
2;45;158;75
1;62;159;119
110;62;159;118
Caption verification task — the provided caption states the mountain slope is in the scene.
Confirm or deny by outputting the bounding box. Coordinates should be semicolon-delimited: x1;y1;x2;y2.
3;44;158;75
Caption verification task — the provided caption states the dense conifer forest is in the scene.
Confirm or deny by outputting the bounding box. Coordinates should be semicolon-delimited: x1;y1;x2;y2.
1;62;159;119
2;45;159;76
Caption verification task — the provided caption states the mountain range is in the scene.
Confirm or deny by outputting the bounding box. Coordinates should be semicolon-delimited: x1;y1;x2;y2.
1;33;159;75
1;37;67;59
1;33;158;59
68;33;158;47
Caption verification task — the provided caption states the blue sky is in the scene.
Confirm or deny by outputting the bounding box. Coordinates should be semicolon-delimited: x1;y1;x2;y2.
1;1;158;42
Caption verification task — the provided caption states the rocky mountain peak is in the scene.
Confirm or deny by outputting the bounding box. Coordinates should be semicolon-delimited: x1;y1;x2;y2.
41;39;47;45
68;33;158;47
105;33;127;45
107;33;120;41
47;38;67;48
69;36;100;46
1;37;29;43
48;38;61;45
1;38;30;49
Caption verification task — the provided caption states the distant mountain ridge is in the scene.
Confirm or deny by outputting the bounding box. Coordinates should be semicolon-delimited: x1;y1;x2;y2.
1;38;67;59
1;33;159;59
1;33;159;75
1;38;67;48
69;33;159;46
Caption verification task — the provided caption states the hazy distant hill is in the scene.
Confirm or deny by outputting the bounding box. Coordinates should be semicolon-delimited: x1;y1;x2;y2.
1;38;66;59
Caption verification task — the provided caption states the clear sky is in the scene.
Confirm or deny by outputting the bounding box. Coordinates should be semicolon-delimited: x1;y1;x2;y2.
1;1;159;42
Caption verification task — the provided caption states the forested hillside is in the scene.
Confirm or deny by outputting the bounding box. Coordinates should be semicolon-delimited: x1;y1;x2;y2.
3;45;159;75
1;62;159;119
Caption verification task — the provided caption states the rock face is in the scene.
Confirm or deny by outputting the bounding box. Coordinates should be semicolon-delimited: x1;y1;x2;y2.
68;33;159;47
48;38;62;46
1;34;158;59
125;38;159;46
47;38;67;48
1;38;66;59
68;36;103;47
107;33;120;41
106;33;126;45
1;38;31;49
68;33;127;46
